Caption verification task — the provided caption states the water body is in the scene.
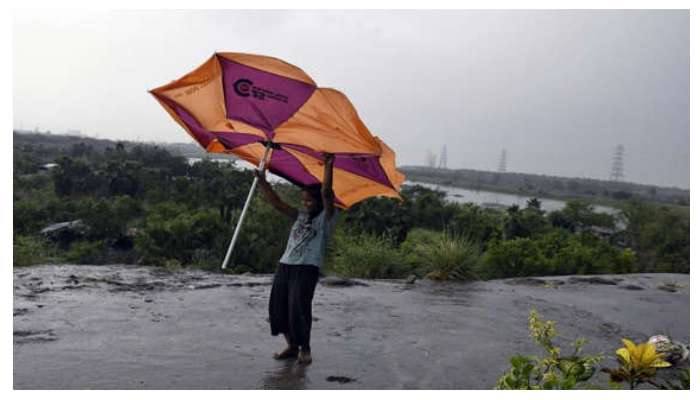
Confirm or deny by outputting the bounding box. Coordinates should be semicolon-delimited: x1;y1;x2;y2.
403;181;617;214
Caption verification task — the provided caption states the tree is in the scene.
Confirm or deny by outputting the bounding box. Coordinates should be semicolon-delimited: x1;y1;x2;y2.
52;156;101;197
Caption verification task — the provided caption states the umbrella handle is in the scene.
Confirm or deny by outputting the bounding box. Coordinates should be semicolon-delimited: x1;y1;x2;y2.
221;142;273;270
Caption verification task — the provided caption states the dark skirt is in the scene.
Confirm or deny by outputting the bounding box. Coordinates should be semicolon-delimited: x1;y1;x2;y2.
268;263;319;351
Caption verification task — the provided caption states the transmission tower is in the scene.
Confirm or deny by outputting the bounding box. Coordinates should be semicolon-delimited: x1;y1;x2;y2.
609;144;625;182
497;149;507;173
437;145;448;169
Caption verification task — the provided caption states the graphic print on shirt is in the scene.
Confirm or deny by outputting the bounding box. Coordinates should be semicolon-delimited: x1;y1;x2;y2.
289;220;317;258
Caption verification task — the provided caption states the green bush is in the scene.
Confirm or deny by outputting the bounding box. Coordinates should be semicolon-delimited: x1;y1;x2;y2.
401;229;480;280
344;196;410;244
64;240;108;264
447;203;503;244
482;230;638;278
503;204;550;240
326;227;409;279
553;232;637;275
548;200;616;232
14;198;51;236
495;310;603;389
13;235;57;266
229;196;295;273
621;201;689;273
52;156;101;197
77;196;143;241
482;237;550;279
400;228;444;275
135;204;227;267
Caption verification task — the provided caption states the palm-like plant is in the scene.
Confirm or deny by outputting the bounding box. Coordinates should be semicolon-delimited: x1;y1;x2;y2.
421;232;480;280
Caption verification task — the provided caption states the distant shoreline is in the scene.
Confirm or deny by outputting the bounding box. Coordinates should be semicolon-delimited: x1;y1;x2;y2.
400;165;689;209
13;131;689;209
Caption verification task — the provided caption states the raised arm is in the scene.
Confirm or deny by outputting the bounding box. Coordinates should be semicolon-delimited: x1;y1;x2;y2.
322;153;336;219
254;169;298;220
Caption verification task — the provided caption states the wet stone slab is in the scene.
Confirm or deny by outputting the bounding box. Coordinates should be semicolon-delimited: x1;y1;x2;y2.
13;264;689;389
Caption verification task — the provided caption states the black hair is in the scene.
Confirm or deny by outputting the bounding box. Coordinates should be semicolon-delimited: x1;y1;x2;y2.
302;184;323;219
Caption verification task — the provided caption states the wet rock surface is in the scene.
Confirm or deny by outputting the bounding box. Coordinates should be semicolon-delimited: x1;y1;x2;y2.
13;265;689;389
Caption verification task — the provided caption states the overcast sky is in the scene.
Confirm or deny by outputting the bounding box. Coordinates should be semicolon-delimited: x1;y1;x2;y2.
13;9;689;188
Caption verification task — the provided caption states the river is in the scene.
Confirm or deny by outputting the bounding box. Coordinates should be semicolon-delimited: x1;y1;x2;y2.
403;181;618;214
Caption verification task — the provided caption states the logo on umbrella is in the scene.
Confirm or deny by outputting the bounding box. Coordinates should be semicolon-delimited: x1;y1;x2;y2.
234;78;253;97
233;78;290;103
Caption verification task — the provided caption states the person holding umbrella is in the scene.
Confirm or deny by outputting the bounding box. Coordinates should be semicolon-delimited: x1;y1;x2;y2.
255;153;338;366
150;52;405;364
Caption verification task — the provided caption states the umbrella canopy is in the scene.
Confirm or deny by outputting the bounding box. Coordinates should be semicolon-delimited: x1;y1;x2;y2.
149;52;404;208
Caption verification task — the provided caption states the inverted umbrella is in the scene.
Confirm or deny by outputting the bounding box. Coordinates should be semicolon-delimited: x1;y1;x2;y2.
149;52;405;269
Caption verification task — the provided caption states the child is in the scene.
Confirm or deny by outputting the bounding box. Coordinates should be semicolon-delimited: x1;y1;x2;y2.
255;153;339;366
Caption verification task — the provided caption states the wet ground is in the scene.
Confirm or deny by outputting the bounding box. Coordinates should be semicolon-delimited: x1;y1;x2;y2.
14;265;689;389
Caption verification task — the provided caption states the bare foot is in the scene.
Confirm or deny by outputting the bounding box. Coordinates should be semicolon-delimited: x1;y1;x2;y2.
273;346;299;360
297;350;312;366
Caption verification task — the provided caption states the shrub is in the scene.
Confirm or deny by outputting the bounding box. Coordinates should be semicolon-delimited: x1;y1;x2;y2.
64;240;108;265
503;205;550;240
135;204;227;267
481;237;550;279
77;197;140;241
447;203;503;244
344;196;410;244
400;228;444;275
14;198;51;236
52;156;101;197
401;229;480;280
230;197;295;273
481;230;638;279
620;201;689;273
550;233;636;275
549;200;616;232
13;235;57;266
495;310;603;389
326;227;408;279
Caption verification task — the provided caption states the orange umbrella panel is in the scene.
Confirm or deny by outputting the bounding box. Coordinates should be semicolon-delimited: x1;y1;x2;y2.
150;52;404;207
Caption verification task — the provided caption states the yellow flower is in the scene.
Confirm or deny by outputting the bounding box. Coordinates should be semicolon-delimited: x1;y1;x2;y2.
616;338;672;371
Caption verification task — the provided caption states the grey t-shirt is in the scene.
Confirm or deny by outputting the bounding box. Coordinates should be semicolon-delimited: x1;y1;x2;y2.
279;208;339;268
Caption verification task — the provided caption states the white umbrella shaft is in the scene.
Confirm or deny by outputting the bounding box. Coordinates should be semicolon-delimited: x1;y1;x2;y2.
221;143;272;270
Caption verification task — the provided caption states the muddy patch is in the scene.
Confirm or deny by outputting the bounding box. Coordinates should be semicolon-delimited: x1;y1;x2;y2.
226;281;271;287
567;276;621;285
657;282;685;293
13;308;31;317
14;329;58;344
191;283;222;290
326;375;357;383
320;277;369;287
505;277;565;287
